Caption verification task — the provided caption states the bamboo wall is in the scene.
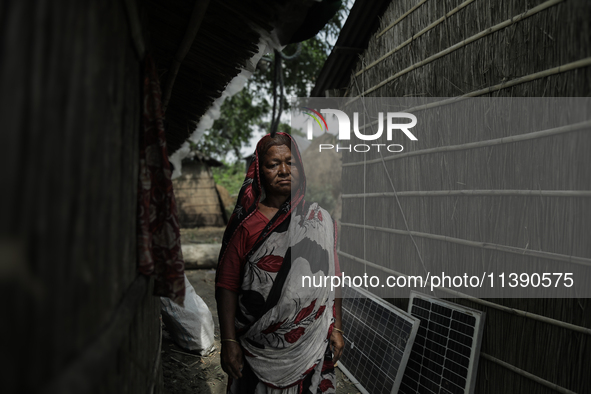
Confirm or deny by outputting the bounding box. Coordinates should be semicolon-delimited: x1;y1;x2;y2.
173;160;226;228
339;1;591;393
0;1;162;393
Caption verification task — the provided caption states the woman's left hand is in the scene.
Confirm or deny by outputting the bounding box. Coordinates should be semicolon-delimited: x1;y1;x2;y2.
330;329;345;364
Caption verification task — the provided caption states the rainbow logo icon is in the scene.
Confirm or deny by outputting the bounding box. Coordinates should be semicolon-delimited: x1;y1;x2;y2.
301;107;328;133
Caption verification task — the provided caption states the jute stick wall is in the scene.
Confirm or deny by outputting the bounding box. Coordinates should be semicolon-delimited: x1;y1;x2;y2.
172;160;226;228
338;1;591;393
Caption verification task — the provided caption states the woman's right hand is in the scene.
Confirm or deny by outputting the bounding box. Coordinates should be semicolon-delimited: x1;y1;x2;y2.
216;288;243;379
221;341;243;379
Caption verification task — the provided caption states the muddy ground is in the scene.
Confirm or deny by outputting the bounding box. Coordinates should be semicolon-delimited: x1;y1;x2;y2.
161;228;359;394
180;227;226;245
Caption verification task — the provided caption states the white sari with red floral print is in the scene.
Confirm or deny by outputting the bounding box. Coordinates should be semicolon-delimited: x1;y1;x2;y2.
232;202;336;393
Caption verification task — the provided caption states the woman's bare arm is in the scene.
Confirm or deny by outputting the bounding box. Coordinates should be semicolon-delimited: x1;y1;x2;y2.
216;287;243;379
331;287;344;363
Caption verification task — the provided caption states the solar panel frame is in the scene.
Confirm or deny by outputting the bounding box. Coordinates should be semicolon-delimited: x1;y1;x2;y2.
339;286;421;394
402;291;486;394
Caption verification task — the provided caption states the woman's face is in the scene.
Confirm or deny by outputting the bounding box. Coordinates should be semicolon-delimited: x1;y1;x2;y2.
260;145;300;198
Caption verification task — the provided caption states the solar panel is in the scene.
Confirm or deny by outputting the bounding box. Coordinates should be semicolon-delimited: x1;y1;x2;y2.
339;286;420;394
400;292;486;394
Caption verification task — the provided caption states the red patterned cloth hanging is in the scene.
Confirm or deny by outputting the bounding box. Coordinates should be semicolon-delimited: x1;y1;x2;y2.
137;54;185;305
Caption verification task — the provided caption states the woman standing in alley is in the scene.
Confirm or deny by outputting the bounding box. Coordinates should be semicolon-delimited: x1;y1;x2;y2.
215;132;344;394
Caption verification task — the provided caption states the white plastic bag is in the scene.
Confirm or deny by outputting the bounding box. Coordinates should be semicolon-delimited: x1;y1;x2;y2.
160;274;215;355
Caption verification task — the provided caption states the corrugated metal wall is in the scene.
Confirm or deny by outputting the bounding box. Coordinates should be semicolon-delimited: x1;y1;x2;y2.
340;1;591;393
0;1;162;393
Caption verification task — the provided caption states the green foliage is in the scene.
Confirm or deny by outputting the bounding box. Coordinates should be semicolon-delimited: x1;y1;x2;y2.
196;88;269;159
198;2;350;159
252;39;334;98
211;161;247;197
256;122;305;138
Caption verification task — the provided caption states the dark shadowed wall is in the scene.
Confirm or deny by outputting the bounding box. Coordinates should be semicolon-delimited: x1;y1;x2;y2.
0;1;162;393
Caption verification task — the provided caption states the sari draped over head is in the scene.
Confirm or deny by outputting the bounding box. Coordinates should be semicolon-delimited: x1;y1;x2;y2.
217;132;337;393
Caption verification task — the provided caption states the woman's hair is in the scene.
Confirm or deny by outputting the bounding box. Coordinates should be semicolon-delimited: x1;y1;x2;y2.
258;133;293;159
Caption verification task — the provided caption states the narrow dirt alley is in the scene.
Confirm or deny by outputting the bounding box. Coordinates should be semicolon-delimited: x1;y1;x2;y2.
160;267;360;394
